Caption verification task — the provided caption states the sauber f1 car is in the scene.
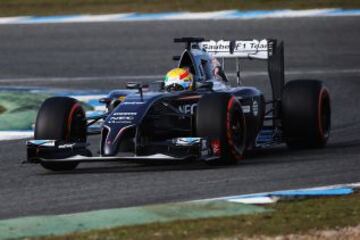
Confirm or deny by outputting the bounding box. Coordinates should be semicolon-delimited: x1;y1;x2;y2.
26;37;331;171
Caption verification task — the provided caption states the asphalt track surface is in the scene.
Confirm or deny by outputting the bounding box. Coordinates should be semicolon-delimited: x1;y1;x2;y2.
0;17;360;219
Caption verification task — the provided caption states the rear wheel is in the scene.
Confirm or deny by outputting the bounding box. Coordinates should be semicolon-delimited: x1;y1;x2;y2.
282;80;331;148
35;97;87;171
196;92;246;165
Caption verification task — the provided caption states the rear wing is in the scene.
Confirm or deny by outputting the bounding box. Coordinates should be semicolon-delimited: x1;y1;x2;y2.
198;39;270;60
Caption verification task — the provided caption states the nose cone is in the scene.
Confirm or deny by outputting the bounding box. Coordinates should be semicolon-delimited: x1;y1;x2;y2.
101;128;120;156
101;125;135;156
103;141;118;156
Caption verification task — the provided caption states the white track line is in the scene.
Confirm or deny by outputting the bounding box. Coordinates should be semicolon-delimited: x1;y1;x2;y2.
0;68;359;83
199;182;360;204
0;131;33;141
0;9;360;25
0;75;164;83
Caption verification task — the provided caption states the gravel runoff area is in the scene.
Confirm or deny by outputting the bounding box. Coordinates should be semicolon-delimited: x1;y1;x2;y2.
233;224;360;240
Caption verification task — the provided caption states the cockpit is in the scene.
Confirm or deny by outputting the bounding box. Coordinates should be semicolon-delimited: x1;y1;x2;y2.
178;49;228;83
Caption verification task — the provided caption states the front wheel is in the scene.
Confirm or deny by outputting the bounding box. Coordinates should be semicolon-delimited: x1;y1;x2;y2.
35;97;87;171
196;92;246;165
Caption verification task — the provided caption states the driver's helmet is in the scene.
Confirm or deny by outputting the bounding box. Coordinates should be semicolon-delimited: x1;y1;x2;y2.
164;68;193;91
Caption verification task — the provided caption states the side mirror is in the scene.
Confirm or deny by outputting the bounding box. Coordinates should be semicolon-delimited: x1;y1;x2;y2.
150;81;165;91
126;82;141;89
126;82;145;101
99;97;112;104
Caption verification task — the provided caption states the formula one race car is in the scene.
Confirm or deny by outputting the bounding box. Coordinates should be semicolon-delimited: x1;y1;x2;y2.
26;37;331;171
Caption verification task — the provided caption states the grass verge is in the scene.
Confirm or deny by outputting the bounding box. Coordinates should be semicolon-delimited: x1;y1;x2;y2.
0;92;50;130
0;0;360;17
37;192;360;240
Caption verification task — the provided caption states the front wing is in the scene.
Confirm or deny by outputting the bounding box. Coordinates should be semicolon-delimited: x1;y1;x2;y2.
25;138;215;164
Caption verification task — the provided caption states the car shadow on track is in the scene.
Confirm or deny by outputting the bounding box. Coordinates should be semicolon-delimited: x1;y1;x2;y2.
40;160;214;175
39;139;360;175
242;139;360;166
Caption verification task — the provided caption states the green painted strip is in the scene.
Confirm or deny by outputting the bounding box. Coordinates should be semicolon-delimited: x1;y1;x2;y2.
0;200;268;240
0;90;96;132
0;92;49;131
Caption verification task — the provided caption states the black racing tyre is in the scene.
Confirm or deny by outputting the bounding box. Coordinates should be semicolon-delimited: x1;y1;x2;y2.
35;97;87;171
282;80;331;148
196;92;246;165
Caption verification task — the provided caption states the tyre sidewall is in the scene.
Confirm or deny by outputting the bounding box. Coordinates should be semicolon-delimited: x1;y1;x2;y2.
282;80;331;148
196;92;246;164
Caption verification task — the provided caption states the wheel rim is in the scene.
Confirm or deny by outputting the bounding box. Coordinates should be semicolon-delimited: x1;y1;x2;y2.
230;108;244;146
68;104;86;142
226;97;245;159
